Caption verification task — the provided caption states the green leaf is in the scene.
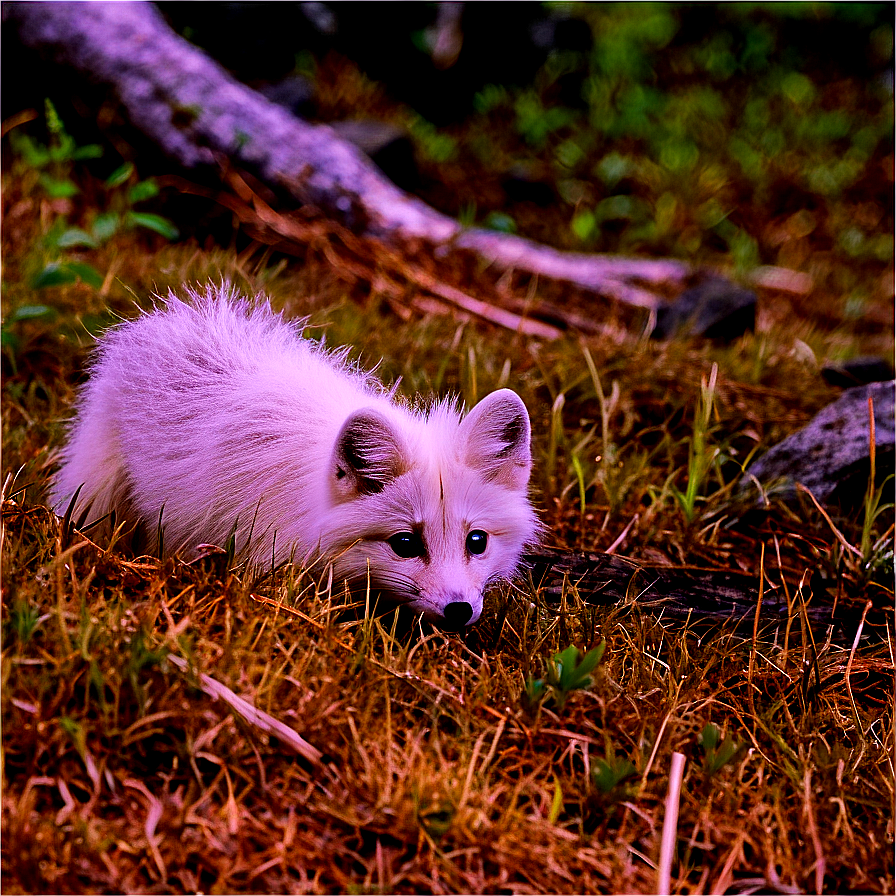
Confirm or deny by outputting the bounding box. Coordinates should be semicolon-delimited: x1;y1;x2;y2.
37;173;79;198
550;642;605;695
484;211;517;233
596;152;634;187
64;262;104;288
700;722;742;773
10;132;50;168
523;675;546;708
126;211;179;241
699;723;720;752
32;262;103;290
548;777;564;825
70;143;103;161
571;209;596;242
54;227;98;249
592;756;637;793
104;162;134;189
91;212;121;244
127;179;159;203
1;330;19;353
5;305;57;324
32;263;77;288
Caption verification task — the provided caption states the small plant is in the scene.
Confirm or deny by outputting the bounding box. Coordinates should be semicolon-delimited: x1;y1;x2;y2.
9;98;103;197
6;597;42;644
858;395;895;583
592;752;638;794
125;629;166;713
698;722;742;774
545;392;566;485
670;362;722;523
10;101;179;292
525;642;605;712
583;744;639;830
414;790;456;841
1;304;57;374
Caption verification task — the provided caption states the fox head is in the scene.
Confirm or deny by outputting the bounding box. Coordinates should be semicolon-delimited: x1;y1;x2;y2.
321;389;538;629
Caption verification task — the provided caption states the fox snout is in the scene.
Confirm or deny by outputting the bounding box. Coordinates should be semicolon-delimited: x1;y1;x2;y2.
424;595;481;631
443;600;476;629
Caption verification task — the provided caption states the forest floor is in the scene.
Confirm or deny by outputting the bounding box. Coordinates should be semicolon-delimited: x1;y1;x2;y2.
2;5;894;894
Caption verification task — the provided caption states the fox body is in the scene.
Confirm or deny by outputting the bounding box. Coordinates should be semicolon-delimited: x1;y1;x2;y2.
51;284;538;629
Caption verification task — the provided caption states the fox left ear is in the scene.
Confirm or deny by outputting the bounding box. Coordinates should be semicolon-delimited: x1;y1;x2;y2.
460;389;532;491
332;408;410;501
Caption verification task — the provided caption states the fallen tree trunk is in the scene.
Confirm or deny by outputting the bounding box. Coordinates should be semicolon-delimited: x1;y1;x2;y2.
5;0;693;316
523;549;842;630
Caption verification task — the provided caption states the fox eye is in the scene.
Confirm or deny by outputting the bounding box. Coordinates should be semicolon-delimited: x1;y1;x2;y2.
388;531;426;559
466;530;488;555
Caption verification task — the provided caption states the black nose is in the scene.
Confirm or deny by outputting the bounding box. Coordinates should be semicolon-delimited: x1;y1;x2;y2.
442;601;473;628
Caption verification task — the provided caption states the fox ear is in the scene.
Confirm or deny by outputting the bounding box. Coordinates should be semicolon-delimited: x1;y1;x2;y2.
333;409;410;500
460;389;532;491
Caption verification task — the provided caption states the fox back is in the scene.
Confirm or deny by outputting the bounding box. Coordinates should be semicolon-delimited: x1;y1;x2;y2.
51;283;539;628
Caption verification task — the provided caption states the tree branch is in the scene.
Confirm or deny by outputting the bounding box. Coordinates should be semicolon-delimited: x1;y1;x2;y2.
5;0;693;314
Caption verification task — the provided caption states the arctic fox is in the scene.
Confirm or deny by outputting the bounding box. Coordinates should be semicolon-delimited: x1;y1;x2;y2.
51;283;539;629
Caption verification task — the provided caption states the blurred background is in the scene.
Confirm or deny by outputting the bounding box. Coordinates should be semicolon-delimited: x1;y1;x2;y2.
4;1;893;297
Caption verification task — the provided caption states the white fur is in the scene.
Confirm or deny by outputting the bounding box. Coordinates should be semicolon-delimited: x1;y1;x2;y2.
51;283;539;627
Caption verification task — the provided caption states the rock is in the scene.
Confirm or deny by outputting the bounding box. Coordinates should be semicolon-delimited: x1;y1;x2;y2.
502;163;556;206
821;356;895;388
744;380;895;508
327;119;419;192
259;74;317;119
651;275;756;341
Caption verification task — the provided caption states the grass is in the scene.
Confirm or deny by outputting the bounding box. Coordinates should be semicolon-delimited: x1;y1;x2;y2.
2;7;894;890
2;221;893;893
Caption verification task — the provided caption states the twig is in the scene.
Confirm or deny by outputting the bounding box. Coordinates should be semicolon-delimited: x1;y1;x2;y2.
796;484;862;558
844;600;874;737
224;171;565;338
802;768;826;894
657;751;687;895
124;778;166;878
400;260;564;339
606;513;639;554
748;542;766;711
166;653;323;765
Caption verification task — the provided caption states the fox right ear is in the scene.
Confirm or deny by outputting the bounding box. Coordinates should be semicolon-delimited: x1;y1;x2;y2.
460;389;532;491
332;409;409;500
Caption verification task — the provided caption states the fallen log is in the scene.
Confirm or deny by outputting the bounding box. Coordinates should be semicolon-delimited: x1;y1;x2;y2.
523;549;840;630
4;0;693;316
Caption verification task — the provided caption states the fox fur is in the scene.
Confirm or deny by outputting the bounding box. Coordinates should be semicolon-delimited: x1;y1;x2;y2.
51;283;539;629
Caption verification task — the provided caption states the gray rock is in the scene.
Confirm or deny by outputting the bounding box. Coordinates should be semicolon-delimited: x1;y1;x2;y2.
327;119;419;192
821;356;895;388
744;380;895;508
651;276;756;341
258;74;316;119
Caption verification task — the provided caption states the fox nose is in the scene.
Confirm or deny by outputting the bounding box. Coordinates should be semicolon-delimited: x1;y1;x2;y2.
442;600;474;629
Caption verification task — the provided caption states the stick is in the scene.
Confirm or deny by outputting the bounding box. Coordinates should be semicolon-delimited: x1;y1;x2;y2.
6;1;691;309
658;751;687;895
166;654;323;765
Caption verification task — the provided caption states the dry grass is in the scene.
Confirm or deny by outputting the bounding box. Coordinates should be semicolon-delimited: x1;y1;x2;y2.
2;152;894;894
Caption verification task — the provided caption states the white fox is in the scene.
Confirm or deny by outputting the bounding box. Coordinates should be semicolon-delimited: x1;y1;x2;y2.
51;283;539;629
